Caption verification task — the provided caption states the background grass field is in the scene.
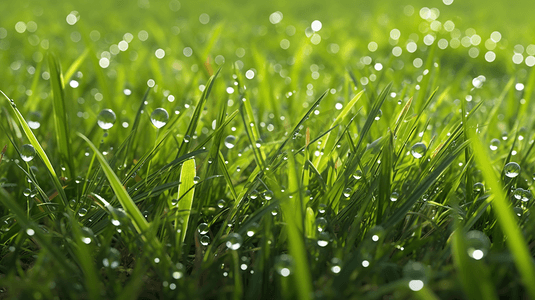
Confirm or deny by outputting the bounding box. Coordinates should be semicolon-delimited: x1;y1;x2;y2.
2;0;535;299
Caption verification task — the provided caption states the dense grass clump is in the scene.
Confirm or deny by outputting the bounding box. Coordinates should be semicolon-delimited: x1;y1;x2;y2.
2;0;535;299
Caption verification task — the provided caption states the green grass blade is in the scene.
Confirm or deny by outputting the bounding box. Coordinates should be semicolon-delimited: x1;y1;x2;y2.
2;90;68;208
279;153;313;300
176;158;196;242
48;52;75;179
77;132;149;235
63;49;89;85
467;127;535;299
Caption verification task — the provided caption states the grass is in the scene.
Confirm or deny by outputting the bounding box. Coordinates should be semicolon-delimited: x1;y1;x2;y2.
2;0;535;299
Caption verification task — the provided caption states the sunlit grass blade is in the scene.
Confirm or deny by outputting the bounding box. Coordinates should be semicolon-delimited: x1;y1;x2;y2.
63;49;89;85
2;90;68;208
278;153;313;300
176;158;196;243
48;53;75;179
177;68;221;158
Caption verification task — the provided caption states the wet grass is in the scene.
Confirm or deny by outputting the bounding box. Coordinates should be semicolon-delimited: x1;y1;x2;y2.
2;0;535;299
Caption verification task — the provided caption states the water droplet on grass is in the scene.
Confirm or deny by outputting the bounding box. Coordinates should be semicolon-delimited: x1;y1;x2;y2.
28;111;42;129
489;138;500;151
318;204;327;214
97;109;116;130
150;108;169;128
275;254;294;277
375;109;383;121
513;188;524;200
224;135;236;149
20;144;36;162
353;170;363;180
343;188;352;198
316;217;328;232
317;232;330;247
473;182;484;193
78;207;87;217
466;230;490;260
411;142;427;159
217;199;226;208
403;262;428;291
521;189;532;202
200;235;210;246
263;190;273;200
226;233;243;250
81;227;93;244
23;188;31;196
472;75;486;88
198;223;209;235
250;190;259;199
504;162;520;178
246;222;259;237
390;191;399;201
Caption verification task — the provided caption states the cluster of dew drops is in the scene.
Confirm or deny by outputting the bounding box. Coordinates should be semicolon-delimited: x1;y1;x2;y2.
97;107;169;131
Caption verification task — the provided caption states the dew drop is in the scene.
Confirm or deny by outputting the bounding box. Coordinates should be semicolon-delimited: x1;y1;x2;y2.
197;223;209;235
473;182;484;193
275;254;294;277
472;75;486;88
465;230;490;260
246;222;260;237
226;233;243;250
78;207;88;217
20;144;36;162
97;109;116;130
200;235;210;246
403;262;428;291
343;188;352;198
375;109;383;121
318;203;327;214
390;191;399;201
504;162;520;178
217;199;226;208
28;111;42;129
250;190;259;200
513;188;524;200
411;142;427;159
150;108;169;128
263;190;273;200
489;138;500;151
224;135;236;149
521;189;532;202
353;170;363;180
315;217;328;232
317;232;330;247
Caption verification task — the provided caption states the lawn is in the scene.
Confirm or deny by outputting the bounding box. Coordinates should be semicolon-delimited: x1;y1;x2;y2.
2;0;535;299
